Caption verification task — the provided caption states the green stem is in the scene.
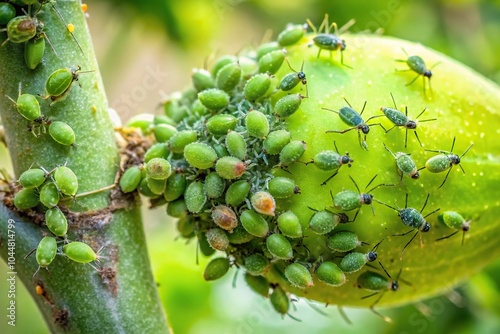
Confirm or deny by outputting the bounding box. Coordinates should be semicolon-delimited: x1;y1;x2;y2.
0;1;168;332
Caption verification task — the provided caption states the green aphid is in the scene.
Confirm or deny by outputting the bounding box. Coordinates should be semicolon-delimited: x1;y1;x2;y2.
263;130;290;155
240;210;269;238
3;15;40;44
45;206;68;237
153;124;177;143
308;141;353;185
48;121;76;146
258;49;285;74
327;231;367;253
244;273;270;298
225;179;250;207
166;198;188;218
244;253;270;276
316;262;346;287
383;143;419;181
24;37;45;70
339;239;382;274
277;210;302;238
225;131;247;160
54;166;78;197
211;205;238;232
0;3;16;26
32;236;57;276
424;137;473;189
203;172;225;199
205;228;229;251
41;66;93;106
119;166;142;193
309;210;338;235
203;257;230;281
256;41;280;60
284;263;313;289
145;158;171;180
436;211;472;245
197;88;230;111
274;93;305;118
6;84;41;121
163;172;186;201
176;216;195;238
279;140;306;166
191;68;215;92
215;156;246;180
19;168;46;189
277;23;306;47
268;176;300;199
270;286;289;315
198;231;216;257
184;142;217;169
206;114;237;136
146;177;166;195
63;241;99;264
184;181;206;213
215;61;242;92
279;59;307;95
245;110;269;138
14;188;39;210
266;234;293;260
39;182;60;208
395;49;439;95
168;130;198;154
244;73;271;101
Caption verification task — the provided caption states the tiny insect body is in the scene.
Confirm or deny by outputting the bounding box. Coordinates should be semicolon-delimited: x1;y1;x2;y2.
40;66;93;106
423;137;473;189
436;211;472;245
279;59;308;96
395;49;439;95
307;141;353;186
325;98;385;150
383;143;420;181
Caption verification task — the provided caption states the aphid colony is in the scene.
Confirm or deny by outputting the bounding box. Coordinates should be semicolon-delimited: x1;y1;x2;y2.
0;0;84;69
112;15;476;320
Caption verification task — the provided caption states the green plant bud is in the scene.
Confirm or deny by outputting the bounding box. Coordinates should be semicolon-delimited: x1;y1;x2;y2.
203;257;230;281
268;177;299;199
225;131;247;160
263;130;291;155
316;262;346;287
327;231;363;253
216;62;242;92
146;177;167;195
0;3;16;26
225;180;251;206
250;191;276;216
240;210;269;238
36;236;57;268
245;110;269;139
176;216;195;238
184;181;206;213
183;142;217;169
163;173;186;201
215;156;246;180
277;211;302;238
277;24;306;47
168;130;197;154
198;88;230;111
19;168;46;189
10;93;41;121
279;140;306;166
256;41;280;60
285;263;313;289
275;94;304;118
119;166;142;193
144;143;169;162
49;121;76;146
153;124;178;143
7;15;37;44
211;55;237;77
14;188;39;210
213;143;229;158
138;178;160;198
45;207;68;237
309;210;338;235
39;182;60;208
244;273;270;298
206;114;238;136
266;234;293;260
258;49;285;74
206;228;230;251
244;73;272;101
166;198;188;218
227;225;254;244
63;242;97;264
192;68;216;92
198;232;216;257
244;254;270;276
211;205;238;232
125;113;154;133
270;286;289;315
54;166;78;197
204;172;226;199
24;37;45;70
145;158;171;180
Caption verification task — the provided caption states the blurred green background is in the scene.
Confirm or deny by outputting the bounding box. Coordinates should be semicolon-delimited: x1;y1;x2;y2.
1;0;499;333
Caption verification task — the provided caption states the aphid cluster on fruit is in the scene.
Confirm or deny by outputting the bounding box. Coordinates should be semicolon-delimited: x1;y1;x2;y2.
0;0;84;69
111;15;478;321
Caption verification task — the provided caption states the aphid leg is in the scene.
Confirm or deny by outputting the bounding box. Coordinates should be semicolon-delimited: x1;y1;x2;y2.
406;73;421;86
435;230;459;242
321;171;338;186
437;168;453;189
337;306;352;325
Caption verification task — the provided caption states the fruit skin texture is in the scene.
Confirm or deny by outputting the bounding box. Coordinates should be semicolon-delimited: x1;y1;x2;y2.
256;35;500;308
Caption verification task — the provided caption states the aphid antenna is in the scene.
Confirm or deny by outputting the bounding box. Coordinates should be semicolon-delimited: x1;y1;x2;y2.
286;312;302;322
306;301;331;317
372;198;398;212
371;238;384;252
337;19;356;35
41;32;59;58
307;206;319;212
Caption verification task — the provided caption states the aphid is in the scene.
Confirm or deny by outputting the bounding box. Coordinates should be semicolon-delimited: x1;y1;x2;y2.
250;191;276;216
166;199;187;218
244;73;271;101
19;167;46;189
263;130;291;155
24;36;45;70
279;59;308;96
279;140;307;167
184;181;206;213
257;49;285;74
48;121;76;146
244;253;270;276
270;285;290;315
168;130;197;153
176;216;195;238
183;142;217;169
40;66;94;106
277;23;307;47
244;273;270;298
357;261;409;323
202;172;226;199
378;194;440;256
224;179;250;206
153;123;177;143
63;241;102;266
246;110;269;138
203;257;230;281
266;234;293;260
383;143;420;181
119;166;142;193
395;49;439;95
379;93;436;147
146;177;166;195
45;206;68;237
274;93;306;118
205;228;229;251
324;98;385;150
53;166;78;197
333;174;393;221
306;14;355;66
240;210;269;238
268;176;300;199
315;261;346;287
225;131;247;160
192;68;216;92
0;3;16;26
423;137;473;189
145;158;171;180
307;141;353;185
215;156;246;180
215;61;241;92
206;114;237;136
164;172;186;201
308;209;339;235
436;211;472;245
326;230;368;253
31;236;57;276
6;83;42;121
211;205;238;232
39;182;60;208
338;239;383;273
284;263;314;289
2;14;42;45
14;188;39;210
277;210;302;238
